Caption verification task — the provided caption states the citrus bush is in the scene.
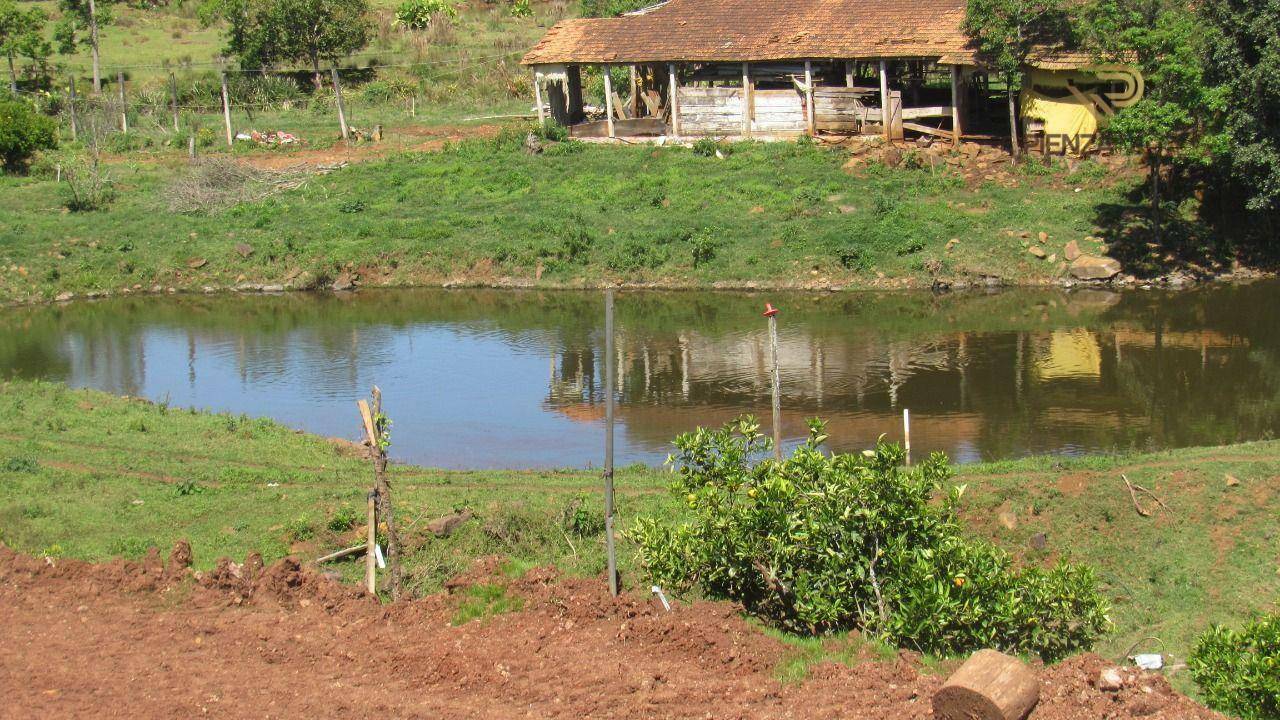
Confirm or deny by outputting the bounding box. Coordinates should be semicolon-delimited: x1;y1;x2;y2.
0;97;56;172
629;417;1110;661
1189;612;1280;719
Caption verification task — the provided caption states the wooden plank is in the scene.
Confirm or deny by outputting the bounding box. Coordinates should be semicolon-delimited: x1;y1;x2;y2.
901;105;953;119
890;89;904;140
903;121;954;139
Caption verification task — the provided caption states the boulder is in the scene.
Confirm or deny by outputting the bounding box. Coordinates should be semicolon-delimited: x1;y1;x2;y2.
1069;254;1122;280
331;272;357;292
1096;667;1125;692
1027;246;1046;259
1063;240;1081;261
881;146;904;168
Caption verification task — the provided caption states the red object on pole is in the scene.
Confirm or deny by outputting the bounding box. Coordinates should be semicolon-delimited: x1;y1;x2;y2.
763;302;780;317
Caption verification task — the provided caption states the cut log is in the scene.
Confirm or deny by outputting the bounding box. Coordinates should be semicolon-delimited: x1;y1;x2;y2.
933;649;1040;720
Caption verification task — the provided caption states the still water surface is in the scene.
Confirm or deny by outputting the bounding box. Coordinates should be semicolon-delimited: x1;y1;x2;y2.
3;283;1278;468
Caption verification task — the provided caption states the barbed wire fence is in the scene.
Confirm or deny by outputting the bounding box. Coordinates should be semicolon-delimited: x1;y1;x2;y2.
15;49;536;152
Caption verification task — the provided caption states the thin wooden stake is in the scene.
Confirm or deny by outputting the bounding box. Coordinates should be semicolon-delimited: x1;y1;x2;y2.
365;489;377;594
219;71;233;146
603;288;618;596
316;544;365;564
331;67;349;142
68;77;79;141
169;71;180;132
765;303;782;460
188;135;196;161
116;71;127;133
903;408;911;465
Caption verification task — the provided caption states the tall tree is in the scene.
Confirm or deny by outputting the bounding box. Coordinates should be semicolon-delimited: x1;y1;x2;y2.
0;0;51;92
55;0;112;93
204;0;372;88
964;0;1074;158
1200;0;1280;213
1079;0;1209;225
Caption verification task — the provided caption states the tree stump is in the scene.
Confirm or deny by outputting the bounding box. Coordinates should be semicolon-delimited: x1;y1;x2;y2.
933;649;1040;720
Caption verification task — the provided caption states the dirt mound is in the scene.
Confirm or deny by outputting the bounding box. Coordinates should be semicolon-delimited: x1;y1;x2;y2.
0;543;1220;719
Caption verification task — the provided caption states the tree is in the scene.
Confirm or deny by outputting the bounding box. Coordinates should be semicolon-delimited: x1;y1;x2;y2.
964;0;1074;158
205;0;372;88
1079;0;1210;227
0;0;50;93
54;0;112;93
1200;0;1280;213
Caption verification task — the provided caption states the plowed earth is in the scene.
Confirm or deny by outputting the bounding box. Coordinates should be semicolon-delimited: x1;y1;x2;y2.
0;545;1219;720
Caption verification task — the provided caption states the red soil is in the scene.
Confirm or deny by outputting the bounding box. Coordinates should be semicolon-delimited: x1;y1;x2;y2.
0;544;1219;719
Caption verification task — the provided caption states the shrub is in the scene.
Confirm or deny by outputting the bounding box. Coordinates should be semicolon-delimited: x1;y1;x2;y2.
3;456;39;473
629;418;1110;660
689;226;722;267
394;0;457;28
0;98;57;172
560;495;605;537
1189;612;1280;720
328;505;360;532
59;152;115;212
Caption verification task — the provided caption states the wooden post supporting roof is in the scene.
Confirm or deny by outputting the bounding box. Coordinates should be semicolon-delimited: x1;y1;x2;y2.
603;65;615;138
668;63;680;138
533;70;545;125
879;59;890;140
845;61;854;88
804;61;816;136
742;62;752;136
629;64;639;117
950;65;962;146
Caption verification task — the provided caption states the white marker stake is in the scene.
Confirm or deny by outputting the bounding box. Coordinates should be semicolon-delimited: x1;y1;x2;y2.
903;408;911;466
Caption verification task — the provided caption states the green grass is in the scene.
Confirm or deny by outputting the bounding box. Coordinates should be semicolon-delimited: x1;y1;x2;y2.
451;582;525;625
0;137;1136;302
1;378;1274;693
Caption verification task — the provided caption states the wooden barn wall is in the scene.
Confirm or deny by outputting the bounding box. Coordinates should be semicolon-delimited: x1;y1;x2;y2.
814;87;881;131
750;89;805;133
677;87;744;135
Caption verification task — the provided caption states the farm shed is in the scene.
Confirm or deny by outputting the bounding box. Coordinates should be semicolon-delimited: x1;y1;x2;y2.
521;0;984;143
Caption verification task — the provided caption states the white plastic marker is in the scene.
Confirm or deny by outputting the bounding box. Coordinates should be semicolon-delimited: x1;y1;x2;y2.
374;544;386;570
651;586;671;612
903;408;911;465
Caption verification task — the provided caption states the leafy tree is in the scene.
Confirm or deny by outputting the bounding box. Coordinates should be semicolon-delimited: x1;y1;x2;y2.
964;0;1075;158
1079;0;1211;227
1200;0;1280;213
204;0;372;88
54;0;112;93
0;0;50;92
579;0;651;18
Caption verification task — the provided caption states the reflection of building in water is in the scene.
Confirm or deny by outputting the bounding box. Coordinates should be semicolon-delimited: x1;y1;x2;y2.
543;324;1255;458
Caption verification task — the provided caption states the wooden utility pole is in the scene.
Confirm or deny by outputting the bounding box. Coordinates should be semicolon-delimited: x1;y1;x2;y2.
331;67;349;142
603;289;618;596
116;71;127;133
765;303;782;460
219;71;233;146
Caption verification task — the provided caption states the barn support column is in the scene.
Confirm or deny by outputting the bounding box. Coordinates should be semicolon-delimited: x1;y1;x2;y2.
741;62;752;136
879;59;890;140
950;64;963;146
629;64;639;117
804;60;815;135
668;63;680;138
603;64;615;138
532;70;545;125
844;61;854;88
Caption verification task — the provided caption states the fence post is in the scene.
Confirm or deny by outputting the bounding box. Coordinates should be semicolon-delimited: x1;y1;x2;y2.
365;489;377;595
68;77;79;141
603;288;618;596
765;302;782;460
220;71;233;146
116;71;127;133
331;66;349;142
169;71;180;132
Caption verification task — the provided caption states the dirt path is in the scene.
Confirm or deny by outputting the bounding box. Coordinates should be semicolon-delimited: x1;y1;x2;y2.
0;546;1218;720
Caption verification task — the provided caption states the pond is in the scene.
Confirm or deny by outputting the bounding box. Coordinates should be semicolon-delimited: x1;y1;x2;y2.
3;282;1278;468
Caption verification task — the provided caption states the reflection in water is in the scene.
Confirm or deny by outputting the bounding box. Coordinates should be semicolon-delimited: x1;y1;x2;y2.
1;283;1276;468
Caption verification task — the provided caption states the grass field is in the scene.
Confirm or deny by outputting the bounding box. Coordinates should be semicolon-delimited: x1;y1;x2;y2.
0;136;1139;303
0;378;1275;688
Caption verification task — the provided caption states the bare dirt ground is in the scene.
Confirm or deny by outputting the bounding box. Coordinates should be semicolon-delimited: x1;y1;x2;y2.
0;545;1219;720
